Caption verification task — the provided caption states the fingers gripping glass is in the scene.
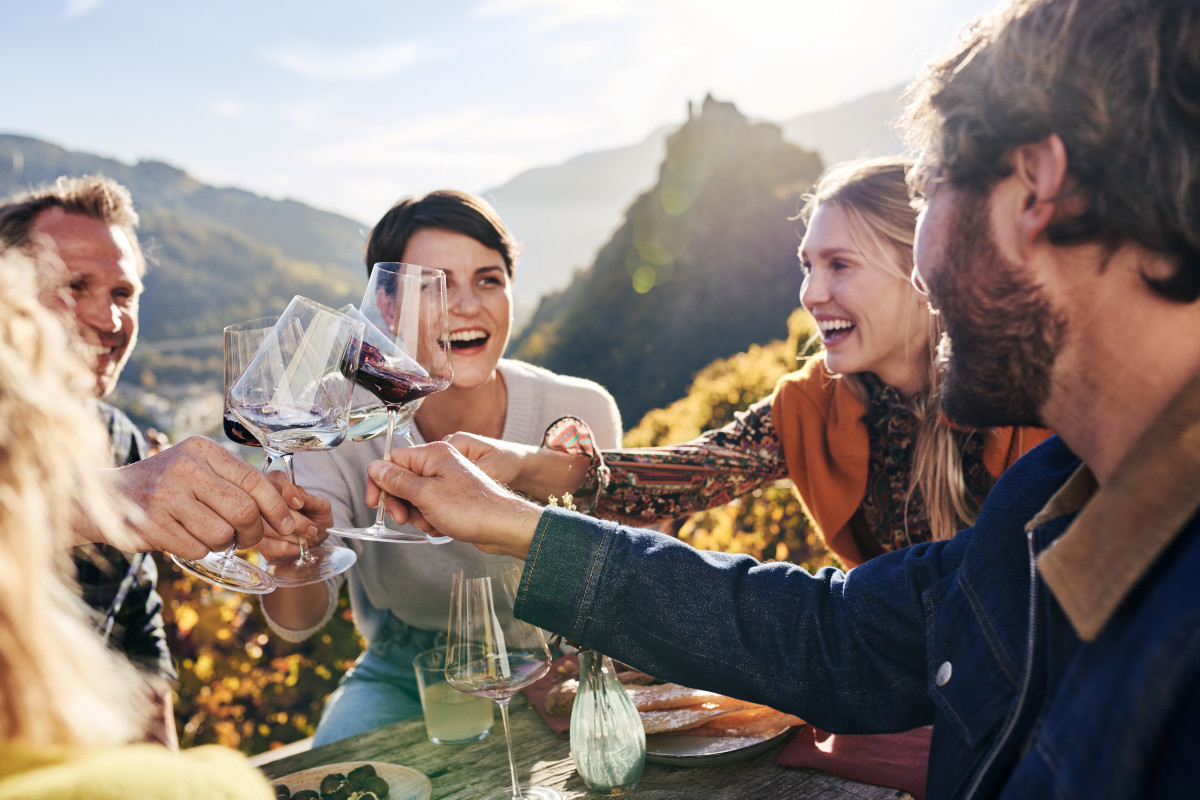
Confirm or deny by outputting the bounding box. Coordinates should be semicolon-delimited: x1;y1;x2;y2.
445;564;563;800
329;263;453;544
229;297;364;585
170;316;281;594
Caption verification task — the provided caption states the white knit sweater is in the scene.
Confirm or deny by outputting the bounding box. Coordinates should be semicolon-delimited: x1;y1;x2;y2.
263;359;622;642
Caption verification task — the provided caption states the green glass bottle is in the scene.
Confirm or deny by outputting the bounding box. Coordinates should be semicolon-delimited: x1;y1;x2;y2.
569;650;646;795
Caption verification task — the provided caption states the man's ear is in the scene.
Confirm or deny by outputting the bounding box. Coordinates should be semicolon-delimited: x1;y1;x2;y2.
1012;134;1069;255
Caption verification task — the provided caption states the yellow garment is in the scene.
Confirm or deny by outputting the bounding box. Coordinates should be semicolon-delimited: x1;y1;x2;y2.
0;741;274;800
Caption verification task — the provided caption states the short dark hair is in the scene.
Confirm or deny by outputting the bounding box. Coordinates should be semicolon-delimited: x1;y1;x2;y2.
0;174;145;275
904;0;1200;301
364;189;519;278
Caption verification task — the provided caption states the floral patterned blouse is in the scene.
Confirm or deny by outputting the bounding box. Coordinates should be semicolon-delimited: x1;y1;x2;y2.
545;377;994;556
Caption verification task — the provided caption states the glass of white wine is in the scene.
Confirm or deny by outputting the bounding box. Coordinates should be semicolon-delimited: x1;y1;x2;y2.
445;563;563;800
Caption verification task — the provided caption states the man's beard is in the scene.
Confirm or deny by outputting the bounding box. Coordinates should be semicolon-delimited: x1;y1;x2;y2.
925;190;1067;429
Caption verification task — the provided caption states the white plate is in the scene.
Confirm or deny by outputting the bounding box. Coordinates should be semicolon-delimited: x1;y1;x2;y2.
270;760;432;800
645;725;797;766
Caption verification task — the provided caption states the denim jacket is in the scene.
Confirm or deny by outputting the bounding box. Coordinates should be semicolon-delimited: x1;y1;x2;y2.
516;376;1200;798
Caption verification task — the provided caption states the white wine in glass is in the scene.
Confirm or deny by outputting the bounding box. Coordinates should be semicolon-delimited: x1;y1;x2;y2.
446;563;563;800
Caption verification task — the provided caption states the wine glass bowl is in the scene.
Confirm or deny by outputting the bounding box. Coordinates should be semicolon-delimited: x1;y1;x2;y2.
330;263;453;543
445;564;563;800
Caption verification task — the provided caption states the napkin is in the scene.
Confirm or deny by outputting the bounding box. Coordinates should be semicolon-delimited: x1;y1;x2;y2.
776;725;932;800
521;653;578;738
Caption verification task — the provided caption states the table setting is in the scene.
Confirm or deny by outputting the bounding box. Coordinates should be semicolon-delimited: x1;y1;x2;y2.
260;641;925;799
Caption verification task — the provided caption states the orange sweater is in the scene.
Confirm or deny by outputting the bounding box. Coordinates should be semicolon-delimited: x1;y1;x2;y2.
771;358;1052;568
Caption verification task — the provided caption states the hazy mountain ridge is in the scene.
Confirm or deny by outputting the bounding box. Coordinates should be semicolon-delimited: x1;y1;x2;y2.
511;97;824;427
484;84;904;322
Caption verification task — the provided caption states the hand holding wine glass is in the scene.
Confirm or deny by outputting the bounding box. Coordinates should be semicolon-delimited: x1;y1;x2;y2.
445;563;563;800
331;263;453;544
226;296;364;586
168;316;282;594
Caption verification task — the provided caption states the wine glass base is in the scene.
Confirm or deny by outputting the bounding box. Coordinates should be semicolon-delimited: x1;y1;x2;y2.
267;544;358;587
171;552;276;594
425;533;453;544
477;787;564;800
328;525;430;543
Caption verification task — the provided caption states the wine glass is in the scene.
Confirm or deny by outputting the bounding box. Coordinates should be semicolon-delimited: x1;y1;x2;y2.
227;296;365;586
329;263;453;543
169;317;281;594
445;563;563;800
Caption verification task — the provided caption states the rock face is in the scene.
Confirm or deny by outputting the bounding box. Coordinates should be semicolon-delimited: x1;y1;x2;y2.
511;96;824;428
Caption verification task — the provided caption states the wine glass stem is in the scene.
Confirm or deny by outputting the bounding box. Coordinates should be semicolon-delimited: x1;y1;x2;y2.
496;697;525;800
266;448;314;566
371;406;399;529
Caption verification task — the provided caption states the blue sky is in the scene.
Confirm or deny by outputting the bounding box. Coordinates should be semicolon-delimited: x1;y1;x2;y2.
3;0;999;224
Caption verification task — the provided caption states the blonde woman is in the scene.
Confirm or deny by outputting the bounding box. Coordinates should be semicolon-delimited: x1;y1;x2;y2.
0;255;273;800
448;157;1051;567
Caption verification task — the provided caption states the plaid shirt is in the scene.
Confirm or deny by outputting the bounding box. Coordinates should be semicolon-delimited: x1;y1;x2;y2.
72;402;176;681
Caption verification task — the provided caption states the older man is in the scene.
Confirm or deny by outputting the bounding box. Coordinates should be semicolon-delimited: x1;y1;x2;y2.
354;0;1200;796
0;175;324;747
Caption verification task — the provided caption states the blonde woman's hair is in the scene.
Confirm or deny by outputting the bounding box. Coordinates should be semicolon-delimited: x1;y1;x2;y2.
799;156;981;542
0;251;147;747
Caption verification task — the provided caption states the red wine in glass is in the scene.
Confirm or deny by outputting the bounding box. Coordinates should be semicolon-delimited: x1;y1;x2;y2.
223;411;261;447
356;341;451;406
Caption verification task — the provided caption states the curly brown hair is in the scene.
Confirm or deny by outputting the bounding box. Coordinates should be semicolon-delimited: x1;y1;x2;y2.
903;0;1200;301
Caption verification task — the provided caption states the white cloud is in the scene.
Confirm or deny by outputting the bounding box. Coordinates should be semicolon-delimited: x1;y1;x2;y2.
472;0;632;31
62;0;102;20
261;41;426;81
211;100;246;120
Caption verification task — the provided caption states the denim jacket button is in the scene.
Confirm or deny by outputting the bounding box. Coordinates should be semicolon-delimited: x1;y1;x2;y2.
936;661;953;687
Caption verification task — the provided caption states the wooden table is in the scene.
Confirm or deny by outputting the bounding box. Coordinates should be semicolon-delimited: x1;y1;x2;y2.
260;698;913;800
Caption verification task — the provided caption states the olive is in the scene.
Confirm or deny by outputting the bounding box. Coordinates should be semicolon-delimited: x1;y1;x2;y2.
291;792;320;800
319;774;347;794
347;764;377;787
274;785;291;800
358;793;379;800
361;775;390;798
320;784;351;800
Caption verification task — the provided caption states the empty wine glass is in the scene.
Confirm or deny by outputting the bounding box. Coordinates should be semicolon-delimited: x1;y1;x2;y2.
445;563;563;800
227;296;364;586
169;317;281;594
330;263;452;544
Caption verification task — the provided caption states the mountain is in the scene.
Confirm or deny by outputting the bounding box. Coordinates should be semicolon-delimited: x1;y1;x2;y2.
510;96;824;428
780;84;906;166
0;134;369;434
485;86;905;331
482;125;671;326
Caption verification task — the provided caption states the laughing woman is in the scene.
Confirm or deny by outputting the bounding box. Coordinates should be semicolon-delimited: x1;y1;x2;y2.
447;157;1050;568
258;190;622;745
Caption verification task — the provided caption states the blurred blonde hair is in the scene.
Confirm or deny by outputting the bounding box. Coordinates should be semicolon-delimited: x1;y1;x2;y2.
0;251;147;747
799;157;981;543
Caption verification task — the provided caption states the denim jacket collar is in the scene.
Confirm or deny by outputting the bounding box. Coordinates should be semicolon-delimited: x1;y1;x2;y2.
1033;369;1200;642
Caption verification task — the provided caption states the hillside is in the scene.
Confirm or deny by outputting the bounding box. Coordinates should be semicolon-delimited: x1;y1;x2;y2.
0;135;368;432
781;84;905;166
511;96;824;427
486;86;904;331
483;125;670;324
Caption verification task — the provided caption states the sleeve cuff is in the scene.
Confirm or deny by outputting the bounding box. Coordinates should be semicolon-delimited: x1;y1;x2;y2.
541;416;611;511
260;577;341;643
516;505;619;643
